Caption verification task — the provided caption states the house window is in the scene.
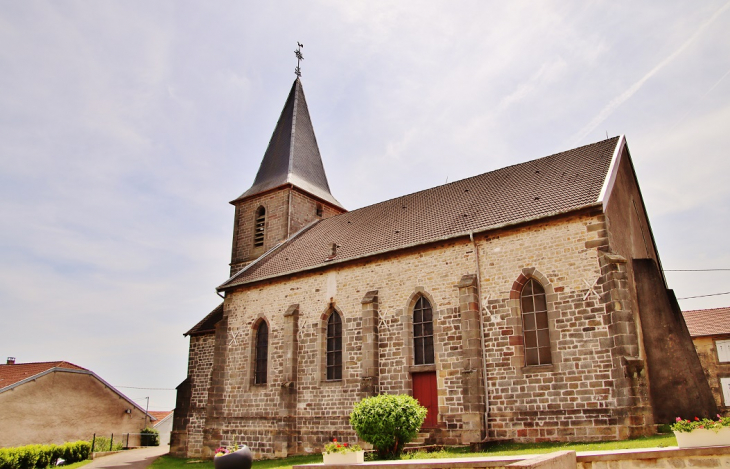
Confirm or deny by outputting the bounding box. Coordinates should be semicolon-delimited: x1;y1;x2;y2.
721;377;730;406
326;312;342;380
413;296;434;365
521;279;551;366
316;203;323;217
717;340;730;363
254;321;268;384
254;206;266;247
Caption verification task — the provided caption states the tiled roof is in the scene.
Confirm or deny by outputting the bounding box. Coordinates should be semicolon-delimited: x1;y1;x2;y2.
0;361;86;390
233;78;343;209
682;307;730;337
220;137;619;290
184;303;223;336
149;410;172;423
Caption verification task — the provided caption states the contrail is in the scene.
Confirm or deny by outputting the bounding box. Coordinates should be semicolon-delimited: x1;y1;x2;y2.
569;1;730;146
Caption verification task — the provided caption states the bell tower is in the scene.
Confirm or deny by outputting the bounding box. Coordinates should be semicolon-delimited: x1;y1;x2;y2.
229;78;346;276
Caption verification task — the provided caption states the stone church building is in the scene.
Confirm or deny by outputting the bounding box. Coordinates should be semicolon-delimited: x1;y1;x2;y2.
171;78;716;459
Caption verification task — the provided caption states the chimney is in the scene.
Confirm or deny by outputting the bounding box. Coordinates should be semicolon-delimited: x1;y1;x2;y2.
7;357;16;365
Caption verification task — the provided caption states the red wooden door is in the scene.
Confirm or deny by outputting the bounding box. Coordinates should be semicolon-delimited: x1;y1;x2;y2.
412;371;438;428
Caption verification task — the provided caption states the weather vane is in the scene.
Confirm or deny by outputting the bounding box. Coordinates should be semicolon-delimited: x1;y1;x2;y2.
294;42;304;77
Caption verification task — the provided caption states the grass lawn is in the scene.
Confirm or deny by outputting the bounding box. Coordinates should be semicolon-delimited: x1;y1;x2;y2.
150;434;677;469
64;460;93;469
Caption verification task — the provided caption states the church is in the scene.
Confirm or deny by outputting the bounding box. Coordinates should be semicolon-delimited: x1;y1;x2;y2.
170;77;716;459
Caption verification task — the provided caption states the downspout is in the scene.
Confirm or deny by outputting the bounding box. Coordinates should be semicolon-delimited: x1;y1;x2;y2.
470;231;490;441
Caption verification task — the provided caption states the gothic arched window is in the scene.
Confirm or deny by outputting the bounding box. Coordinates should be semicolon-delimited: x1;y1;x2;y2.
254;206;266;247
521;279;551;366
413;296;434;365
254;320;268;384
326;311;342;380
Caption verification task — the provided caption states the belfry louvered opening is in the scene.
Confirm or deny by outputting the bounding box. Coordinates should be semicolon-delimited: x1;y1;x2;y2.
254;207;266;247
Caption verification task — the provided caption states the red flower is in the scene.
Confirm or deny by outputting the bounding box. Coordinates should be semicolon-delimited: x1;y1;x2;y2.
343;443;348;447
336;444;341;448
695;417;700;421
333;438;337;443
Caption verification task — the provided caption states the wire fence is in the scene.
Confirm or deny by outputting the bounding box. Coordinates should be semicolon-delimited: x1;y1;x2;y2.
89;431;160;452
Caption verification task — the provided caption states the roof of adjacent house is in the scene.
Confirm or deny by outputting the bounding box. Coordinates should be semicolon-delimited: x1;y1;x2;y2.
682;307;730;337
150;410;173;425
0;361;86;389
0;360;156;420
219;136;621;290
185;302;223;336
233;78;343;209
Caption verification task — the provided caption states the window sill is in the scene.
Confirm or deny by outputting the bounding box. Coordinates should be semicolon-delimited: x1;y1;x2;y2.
521;364;555;374
409;364;436;373
321;379;343;385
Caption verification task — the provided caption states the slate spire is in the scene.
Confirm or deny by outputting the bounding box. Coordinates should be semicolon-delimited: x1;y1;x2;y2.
234;78;343;209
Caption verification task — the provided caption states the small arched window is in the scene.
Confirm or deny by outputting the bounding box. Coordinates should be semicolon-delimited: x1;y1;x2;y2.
254;207;266;247
254;321;268;384
413;296;434;365
521;279;551;366
326;312;342;380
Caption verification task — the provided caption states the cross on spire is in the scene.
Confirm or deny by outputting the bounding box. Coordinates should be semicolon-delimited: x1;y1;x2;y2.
294;42;304;77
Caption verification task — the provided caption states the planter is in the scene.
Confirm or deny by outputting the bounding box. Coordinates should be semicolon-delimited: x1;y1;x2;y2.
674;427;730;448
214;446;253;469
322;450;365;465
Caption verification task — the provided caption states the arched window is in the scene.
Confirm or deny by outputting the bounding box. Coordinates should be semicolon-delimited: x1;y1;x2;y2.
413;296;434;365
254;320;268;384
521;279;551;366
326;312;342;380
254;207;266;247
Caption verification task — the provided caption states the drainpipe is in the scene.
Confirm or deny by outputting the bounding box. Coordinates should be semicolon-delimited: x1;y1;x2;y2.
469;231;490;441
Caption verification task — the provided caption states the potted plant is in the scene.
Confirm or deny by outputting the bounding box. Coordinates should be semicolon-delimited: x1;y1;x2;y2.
672;415;730;448
213;444;253;469
322;438;364;465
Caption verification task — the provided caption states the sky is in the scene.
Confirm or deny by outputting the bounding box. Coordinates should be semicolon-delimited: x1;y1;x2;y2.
1;1;729;412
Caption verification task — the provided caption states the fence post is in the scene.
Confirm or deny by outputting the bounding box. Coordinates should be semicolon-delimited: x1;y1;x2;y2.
110;434;114;452
91;434;96;453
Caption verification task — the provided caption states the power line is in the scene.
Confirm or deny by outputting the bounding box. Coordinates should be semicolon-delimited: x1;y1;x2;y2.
665;268;730;272
677;291;730;300
115;385;176;391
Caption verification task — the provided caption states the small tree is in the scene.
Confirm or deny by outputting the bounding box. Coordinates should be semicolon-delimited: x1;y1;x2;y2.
349;394;427;459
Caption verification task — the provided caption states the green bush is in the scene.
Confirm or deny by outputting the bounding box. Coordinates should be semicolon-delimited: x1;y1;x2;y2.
350;394;427;459
140;427;160;447
0;441;90;469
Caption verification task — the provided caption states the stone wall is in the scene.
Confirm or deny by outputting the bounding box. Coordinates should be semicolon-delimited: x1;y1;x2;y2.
193;208;653;459
692;335;730;415
230;187;344;275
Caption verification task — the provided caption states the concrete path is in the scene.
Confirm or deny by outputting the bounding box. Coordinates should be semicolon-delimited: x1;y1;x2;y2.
85;446;170;469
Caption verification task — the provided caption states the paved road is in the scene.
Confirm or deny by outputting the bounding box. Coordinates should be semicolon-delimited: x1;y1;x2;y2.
85;446;170;469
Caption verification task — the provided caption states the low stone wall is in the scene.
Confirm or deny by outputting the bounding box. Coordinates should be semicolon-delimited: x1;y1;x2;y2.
293;446;730;469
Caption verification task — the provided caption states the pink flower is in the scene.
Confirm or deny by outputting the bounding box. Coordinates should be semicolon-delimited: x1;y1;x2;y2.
676;417;682;422
699;425;704;429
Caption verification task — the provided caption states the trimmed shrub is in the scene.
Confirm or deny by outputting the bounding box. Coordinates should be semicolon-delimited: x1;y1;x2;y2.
350;394;427;459
0;441;90;469
140;427;160;447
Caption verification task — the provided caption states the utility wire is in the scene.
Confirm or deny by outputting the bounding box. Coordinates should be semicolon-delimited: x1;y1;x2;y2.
677;291;730;300
665;269;730;272
115;385;176;390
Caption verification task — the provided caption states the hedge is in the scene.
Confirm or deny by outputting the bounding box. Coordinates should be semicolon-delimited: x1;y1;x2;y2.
0;441;91;469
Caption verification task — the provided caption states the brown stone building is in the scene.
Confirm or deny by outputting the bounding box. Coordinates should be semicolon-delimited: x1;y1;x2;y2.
171;78;716;459
682;307;730;416
0;359;155;448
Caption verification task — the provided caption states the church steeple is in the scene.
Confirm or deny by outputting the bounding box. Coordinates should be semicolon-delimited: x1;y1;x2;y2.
228;78;345;275
232;78;343;209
